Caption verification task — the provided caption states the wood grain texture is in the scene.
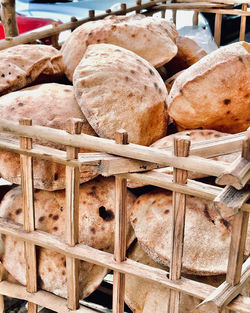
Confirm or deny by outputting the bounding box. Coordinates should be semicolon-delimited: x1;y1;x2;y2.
169;136;190;313
0;0;19;37
19;119;37;313
214;13;222;46
0;119;231;177
65;118;83;310
214;185;250;218
192;258;250;313
240;3;248;41
113;130;128;313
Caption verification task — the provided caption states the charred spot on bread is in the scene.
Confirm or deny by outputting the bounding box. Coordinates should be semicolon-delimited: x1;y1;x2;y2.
54;173;59;181
53;226;58;231
53;215;59;221
220;218;230;229
1;74;5;78
164;209;170;214
18;102;24;107
39;216;45;222
99;206;114;221
223;99;231;105
90;227;96;234
15;208;22;215
204;205;215;225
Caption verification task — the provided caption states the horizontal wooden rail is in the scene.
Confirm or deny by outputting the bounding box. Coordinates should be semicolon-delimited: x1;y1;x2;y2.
152;2;233;9
196;8;250;15
0;131;245;168
0;219;249;312
0;120;232;177
0;0;160;50
120;172;250;213
0;281;95;313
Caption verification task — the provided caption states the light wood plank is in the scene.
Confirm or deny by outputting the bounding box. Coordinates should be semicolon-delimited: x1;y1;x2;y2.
169;136;190;313
192;258;250;313
19;119;37;313
226;133;250;286
65;118;83;310
113;130;128;313
0;119;230;177
214;185;250;218
240;3;248;41
214;13;222;47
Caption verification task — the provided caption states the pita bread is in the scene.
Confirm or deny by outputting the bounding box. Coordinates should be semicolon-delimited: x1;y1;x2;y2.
168;42;250;133
165;36;207;77
61;14;178;81
125;242;227;313
0;176;136;298
131;189;250;275
0;44;64;96
127;129;239;188
0;83;97;190
73;43;168;146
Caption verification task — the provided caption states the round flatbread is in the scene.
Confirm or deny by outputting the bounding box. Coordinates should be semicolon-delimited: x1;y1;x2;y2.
131;189;250;275
0;83;97;190
73;43;168;146
125;242;227;313
62;14;177;81
168;41;250;133
0;44;64;96
0;176;136;299
165;36;207;77
127;129;239;188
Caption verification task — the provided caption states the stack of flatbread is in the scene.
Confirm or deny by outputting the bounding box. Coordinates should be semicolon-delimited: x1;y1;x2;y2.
0;12;249;311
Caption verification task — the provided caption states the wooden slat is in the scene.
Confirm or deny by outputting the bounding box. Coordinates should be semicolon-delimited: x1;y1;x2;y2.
0;0;19;37
0;0;160;50
113;130;128;313
214;185;250;218
0;220;249;312
216;156;250;190
214;12;222;46
152;2;232;9
168;136;190;313
119;172;250;213
0;119;230;177
197;8;250;16
240;3;248;41
19;119;37;313
65;119;83;310
226;135;250;286
193;258;250;313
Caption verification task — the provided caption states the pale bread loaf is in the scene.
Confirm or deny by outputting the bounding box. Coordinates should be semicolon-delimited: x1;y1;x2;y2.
73;43;168;146
0;177;136;298
131;189;250;275
168;42;250;133
62;14;178;81
0;83;97;190
0;44;64;96
127;129;239;188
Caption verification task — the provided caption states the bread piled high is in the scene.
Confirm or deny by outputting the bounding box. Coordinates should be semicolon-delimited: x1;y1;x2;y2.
0;83;97;190
0;177;136;298
0;45;64;96
62;14;178;81
168;42;250;133
73;43;168;146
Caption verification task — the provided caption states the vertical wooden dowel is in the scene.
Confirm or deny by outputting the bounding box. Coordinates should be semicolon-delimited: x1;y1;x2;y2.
240;3;248;41
121;3;127;15
89;10;95;20
0;263;5;313
51;23;60;49
19;119;37;313
0;0;19;37
65;118;83;311
106;9;112;13
136;0;141;14
113;129;128;313
214;13;222;47
168;136;190;313
226;134;250;286
193;11;199;26
161;1;166;18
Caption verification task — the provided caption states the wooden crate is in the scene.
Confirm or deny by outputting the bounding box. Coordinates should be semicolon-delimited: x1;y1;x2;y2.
0;1;249;313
